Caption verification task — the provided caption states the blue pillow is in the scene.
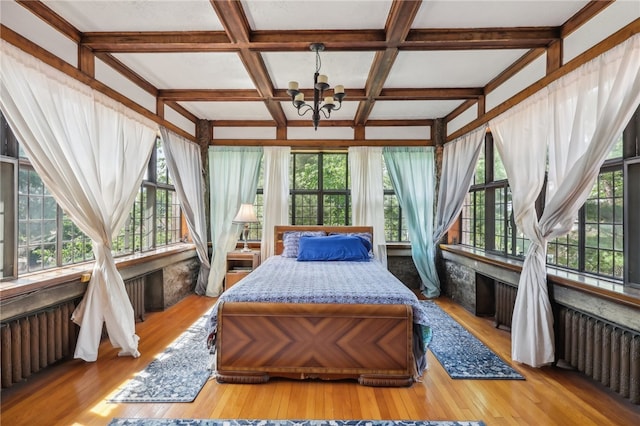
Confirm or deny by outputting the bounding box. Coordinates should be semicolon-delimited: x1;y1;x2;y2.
297;234;370;262
329;232;373;257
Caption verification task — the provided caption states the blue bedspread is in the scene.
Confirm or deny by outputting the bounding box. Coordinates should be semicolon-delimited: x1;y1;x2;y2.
207;255;432;375
208;255;430;336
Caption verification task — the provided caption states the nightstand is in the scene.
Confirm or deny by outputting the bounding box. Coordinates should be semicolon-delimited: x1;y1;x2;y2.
225;250;261;290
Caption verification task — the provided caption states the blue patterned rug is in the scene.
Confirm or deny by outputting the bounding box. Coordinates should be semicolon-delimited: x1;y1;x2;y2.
108;312;212;403
109;420;486;426
421;301;524;380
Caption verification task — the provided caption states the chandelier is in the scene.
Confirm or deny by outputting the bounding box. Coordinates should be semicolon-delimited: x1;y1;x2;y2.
286;43;345;131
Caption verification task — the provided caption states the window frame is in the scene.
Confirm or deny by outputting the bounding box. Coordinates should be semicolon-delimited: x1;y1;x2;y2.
1;117;183;281
461;110;639;286
249;151;408;243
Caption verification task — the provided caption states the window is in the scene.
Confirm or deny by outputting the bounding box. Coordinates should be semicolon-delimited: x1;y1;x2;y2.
0;112;182;280
547;137;625;279
382;159;408;242
462;111;639;284
462;134;526;256
290;152;350;225
249;151;408;243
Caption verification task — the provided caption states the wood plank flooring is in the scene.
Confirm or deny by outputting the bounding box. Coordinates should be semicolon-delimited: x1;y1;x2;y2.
1;294;638;426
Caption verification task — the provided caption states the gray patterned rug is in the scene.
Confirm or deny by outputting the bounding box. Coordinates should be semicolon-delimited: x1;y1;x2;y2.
109;420;486;426
421;301;524;380
108;311;212;403
108;300;520;403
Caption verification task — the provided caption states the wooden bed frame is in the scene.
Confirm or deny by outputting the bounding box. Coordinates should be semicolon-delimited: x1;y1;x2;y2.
215;225;417;387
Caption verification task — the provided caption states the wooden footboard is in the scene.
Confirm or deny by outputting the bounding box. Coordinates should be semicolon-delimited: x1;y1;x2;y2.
215;302;416;387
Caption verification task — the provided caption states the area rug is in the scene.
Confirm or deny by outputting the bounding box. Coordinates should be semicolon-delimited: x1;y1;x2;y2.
108;311;212;403
421;301;524;380
108;420;486;426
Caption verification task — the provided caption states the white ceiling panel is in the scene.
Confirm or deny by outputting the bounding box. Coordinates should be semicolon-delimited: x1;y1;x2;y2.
370;100;464;120
288;126;354;140
213;127;278;140
263;51;375;91
366;126;430;140
242;0;392;30
413;1;589;28
95;58;156;114
112;52;254;90
1;0;78;66
43;0;223;31
388;50;528;88
165;105;196;136
179;101;274;121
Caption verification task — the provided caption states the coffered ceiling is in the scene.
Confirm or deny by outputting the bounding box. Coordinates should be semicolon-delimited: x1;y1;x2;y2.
2;0;636;141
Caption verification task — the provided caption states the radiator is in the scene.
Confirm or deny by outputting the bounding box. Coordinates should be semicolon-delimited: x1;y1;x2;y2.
1;276;146;389
125;275;146;322
558;307;640;404
495;281;517;329
0;300;77;389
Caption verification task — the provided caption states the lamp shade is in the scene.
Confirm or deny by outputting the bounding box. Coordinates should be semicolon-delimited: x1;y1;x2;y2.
232;203;258;223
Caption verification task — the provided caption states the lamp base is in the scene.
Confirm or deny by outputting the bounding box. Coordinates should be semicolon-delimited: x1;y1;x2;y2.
241;225;251;252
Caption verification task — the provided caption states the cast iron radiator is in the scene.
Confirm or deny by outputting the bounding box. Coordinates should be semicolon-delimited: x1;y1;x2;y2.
0;276;146;389
0;300;78;389
557;306;640;404
125;275;146;322
495;281;517;329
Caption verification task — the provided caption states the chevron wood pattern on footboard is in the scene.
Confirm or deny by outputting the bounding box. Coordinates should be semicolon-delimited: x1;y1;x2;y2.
215;302;416;387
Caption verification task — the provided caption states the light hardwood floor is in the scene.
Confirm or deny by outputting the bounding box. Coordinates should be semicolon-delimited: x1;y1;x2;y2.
1;294;638;426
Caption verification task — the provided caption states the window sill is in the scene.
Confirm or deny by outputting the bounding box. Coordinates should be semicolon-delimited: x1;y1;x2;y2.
439;244;640;309
0;243;197;300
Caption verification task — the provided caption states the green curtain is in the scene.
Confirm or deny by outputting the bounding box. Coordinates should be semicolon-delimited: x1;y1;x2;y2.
383;146;439;298
206;146;263;296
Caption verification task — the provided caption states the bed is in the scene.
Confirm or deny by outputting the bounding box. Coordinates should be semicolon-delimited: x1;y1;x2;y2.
207;225;431;387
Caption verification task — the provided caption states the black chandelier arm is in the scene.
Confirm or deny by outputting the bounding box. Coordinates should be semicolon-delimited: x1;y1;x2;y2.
294;102;314;116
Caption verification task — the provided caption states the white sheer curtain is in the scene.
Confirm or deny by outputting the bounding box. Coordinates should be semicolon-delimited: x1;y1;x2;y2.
491;33;640;367
261;147;290;261
206;146;263;296
349;146;387;266
383;147;438;297
160;127;210;295
433;127;486;242
0;40;157;362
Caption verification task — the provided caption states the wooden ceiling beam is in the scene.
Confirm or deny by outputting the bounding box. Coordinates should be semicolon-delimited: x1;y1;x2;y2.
561;1;615;38
210;0;287;126
164;101;198;123
379;88;484;100
94;52;158;95
79;28;564;53
210;119;431;127
81;31;232;53
0;25;194;141
158;87;482;103
159;89;263;102
250;30;386;50
210;139;433;148
405;27;560;49
354;0;423;126
16;0;81;43
484;47;546;95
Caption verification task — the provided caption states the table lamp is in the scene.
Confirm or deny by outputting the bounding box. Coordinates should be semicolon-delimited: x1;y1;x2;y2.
232;203;258;252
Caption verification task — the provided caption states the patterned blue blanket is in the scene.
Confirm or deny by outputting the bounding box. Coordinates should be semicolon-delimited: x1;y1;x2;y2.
207;256;432;373
208;256;430;335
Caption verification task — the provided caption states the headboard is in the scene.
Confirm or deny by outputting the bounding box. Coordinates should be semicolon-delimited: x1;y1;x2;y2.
274;225;374;255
